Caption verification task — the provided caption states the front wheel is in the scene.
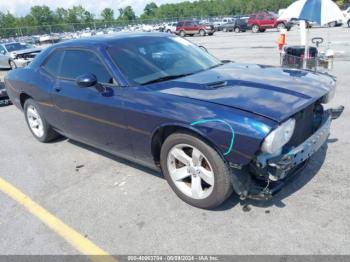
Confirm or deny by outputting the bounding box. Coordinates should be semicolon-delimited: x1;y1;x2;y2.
199;29;206;36
234;27;240;33
179;30;186;37
9;60;17;70
160;132;233;209
24;99;60;143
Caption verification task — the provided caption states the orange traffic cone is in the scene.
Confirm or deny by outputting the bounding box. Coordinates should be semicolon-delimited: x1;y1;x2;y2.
278;29;287;51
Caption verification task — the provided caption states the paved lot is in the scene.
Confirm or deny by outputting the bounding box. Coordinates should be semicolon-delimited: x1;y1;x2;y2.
0;27;350;255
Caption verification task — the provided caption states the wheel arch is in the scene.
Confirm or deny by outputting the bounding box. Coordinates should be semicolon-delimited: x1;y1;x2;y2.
19;92;32;109
151;123;226;165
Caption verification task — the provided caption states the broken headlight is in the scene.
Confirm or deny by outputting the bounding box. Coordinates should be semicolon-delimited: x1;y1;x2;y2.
261;118;296;154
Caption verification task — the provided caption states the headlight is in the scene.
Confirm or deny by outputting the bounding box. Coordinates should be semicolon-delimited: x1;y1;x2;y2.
261;118;296;154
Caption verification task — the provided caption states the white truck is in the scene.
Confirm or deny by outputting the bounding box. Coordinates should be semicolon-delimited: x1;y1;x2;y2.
343;7;350;27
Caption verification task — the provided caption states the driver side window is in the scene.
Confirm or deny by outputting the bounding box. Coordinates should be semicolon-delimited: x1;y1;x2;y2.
60;49;114;84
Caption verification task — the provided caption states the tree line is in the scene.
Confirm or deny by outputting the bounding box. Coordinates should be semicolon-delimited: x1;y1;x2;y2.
0;0;348;37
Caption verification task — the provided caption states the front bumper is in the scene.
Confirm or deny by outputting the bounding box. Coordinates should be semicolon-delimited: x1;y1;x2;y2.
239;107;344;200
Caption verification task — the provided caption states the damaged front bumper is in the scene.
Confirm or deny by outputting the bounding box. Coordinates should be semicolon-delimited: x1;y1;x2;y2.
233;106;344;201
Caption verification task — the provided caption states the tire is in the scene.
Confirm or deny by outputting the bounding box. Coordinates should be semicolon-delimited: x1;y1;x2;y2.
348;20;350;28
160;132;233;209
24;98;59;143
179;30;186;37
223;27;227;32
199;29;206;36
9;60;17;70
259;28;266;32
277;23;286;30
328;21;336;27
166;29;171;33
234;27;240;33
252;24;259;33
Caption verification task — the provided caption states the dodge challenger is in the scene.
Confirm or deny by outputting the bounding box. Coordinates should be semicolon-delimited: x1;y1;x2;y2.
4;33;344;209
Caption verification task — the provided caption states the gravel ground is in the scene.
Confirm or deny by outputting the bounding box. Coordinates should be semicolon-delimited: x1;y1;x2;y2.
0;26;349;255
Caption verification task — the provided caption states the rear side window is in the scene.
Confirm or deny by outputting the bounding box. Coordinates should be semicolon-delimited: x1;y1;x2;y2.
42;50;64;76
60;50;113;84
185;21;194;26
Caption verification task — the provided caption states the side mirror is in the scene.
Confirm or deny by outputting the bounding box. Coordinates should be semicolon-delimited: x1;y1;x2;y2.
76;73;97;88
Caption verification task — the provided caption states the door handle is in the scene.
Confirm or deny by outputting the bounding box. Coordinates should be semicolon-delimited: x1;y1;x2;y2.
54;87;61;92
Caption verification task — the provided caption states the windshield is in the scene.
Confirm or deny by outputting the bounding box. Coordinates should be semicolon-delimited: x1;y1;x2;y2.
107;36;221;85
5;43;33;52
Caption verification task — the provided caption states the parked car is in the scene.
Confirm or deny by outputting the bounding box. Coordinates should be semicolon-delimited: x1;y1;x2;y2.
0;42;42;69
213;17;234;30
164;23;178;33
5;33;343;209
248;12;292;33
220;19;248;32
0;81;10;106
176;21;215;37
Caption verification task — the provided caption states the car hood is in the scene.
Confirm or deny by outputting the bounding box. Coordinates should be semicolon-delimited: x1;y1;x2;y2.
158;63;335;122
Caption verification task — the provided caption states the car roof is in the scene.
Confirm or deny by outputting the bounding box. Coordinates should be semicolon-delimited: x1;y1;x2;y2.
52;32;171;49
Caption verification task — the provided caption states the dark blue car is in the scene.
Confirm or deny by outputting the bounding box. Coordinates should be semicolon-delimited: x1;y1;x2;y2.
4;33;343;209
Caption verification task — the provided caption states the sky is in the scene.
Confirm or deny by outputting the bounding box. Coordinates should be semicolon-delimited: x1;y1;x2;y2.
0;0;188;18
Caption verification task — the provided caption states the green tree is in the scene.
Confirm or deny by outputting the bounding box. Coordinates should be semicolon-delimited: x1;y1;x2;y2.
144;2;158;16
101;8;114;23
117;6;136;22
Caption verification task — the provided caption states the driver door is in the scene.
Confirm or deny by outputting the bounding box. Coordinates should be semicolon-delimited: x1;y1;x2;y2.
52;48;132;157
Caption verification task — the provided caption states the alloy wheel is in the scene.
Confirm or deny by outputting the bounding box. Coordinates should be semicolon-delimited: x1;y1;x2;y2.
167;144;215;200
277;23;286;30
252;25;259;33
26;105;44;138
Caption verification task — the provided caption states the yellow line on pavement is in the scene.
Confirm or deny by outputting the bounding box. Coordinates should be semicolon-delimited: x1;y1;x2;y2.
0;177;117;262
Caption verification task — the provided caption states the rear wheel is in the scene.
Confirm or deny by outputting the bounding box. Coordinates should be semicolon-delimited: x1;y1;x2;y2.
223;27;227;32
252;24;259;33
179;30;186;37
24;99;59;143
160;132;233;209
234;27;240;33
166;29;171;33
277;23;286;30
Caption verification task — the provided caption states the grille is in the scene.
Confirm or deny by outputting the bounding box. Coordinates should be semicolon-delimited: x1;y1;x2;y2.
284;103;315;150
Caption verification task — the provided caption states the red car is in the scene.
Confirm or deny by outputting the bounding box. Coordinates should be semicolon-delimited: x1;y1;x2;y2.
248;12;292;33
175;21;215;37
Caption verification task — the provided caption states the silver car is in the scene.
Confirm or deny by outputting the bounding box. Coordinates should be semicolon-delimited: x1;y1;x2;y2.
0;42;42;69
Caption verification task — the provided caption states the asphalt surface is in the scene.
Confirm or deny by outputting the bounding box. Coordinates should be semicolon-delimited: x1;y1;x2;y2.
0;27;349;255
